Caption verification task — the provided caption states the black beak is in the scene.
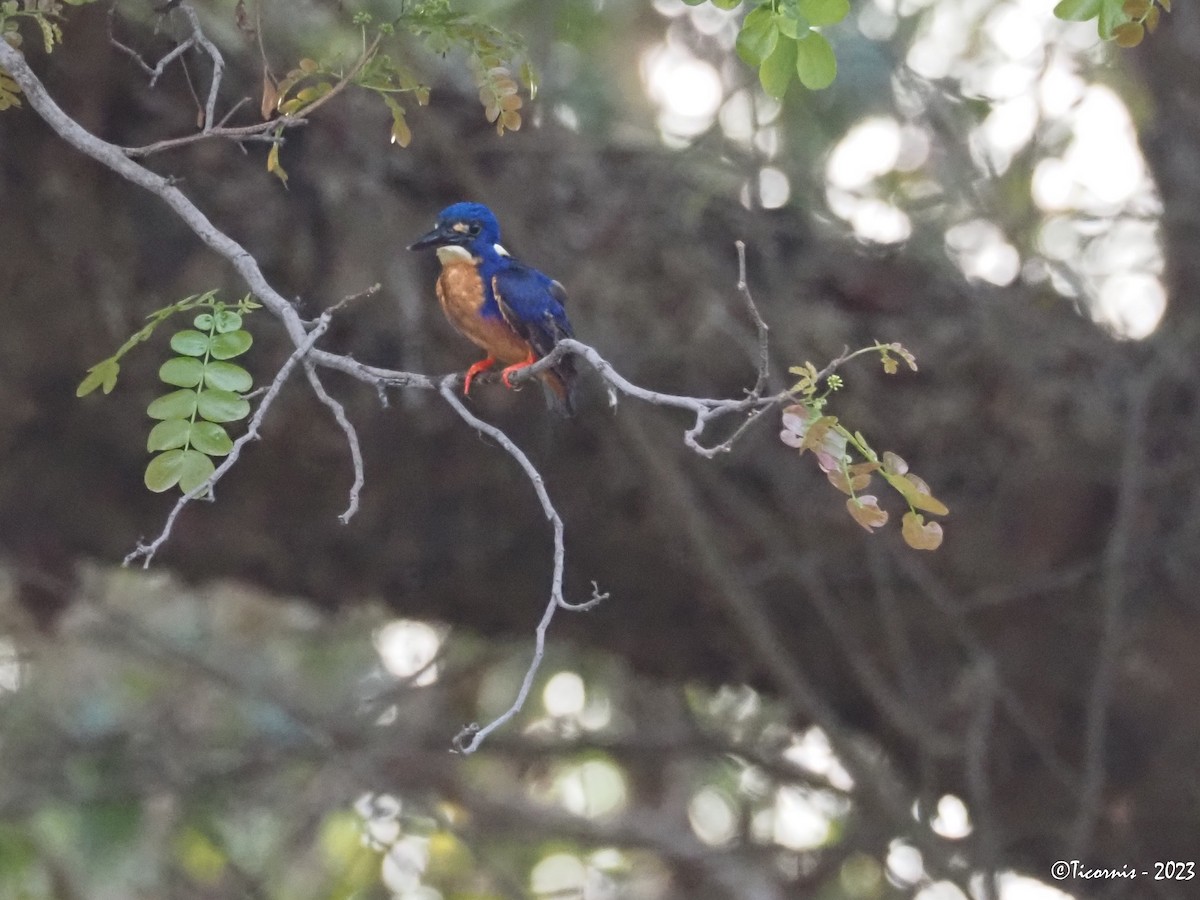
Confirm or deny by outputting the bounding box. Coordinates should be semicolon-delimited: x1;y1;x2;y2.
408;223;456;251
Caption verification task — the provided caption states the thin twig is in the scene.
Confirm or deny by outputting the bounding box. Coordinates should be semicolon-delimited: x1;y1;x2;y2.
179;3;224;130
107;2;194;82
440;378;606;753
123;118;304;157
303;364;364;524
124;314;333;568
735;240;770;398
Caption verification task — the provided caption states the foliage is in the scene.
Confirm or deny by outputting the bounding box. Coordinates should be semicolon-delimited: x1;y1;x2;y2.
682;0;1168;101
261;2;534;183
780;343;948;551
77;292;261;496
1053;0;1169;46
0;0;99;106
683;0;845;96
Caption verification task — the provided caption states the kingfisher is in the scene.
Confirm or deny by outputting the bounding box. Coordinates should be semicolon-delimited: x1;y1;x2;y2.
408;202;578;415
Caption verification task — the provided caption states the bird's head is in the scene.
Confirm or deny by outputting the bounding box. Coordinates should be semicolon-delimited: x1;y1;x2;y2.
407;202;502;257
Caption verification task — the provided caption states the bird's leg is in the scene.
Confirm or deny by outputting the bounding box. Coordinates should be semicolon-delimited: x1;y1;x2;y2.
463;356;497;395
501;350;538;389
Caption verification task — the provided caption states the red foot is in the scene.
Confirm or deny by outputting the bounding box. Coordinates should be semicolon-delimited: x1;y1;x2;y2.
463;356;496;395
501;351;538;389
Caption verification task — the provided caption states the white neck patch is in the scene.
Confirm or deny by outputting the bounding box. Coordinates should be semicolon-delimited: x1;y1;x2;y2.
436;245;475;264
493;243;511;257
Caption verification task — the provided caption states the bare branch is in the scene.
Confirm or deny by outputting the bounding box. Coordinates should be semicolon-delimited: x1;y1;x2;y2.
735;239;770;397
3;37;910;760
440;378;607;754
124;313;334;568
107;2;195;83
178;3;224;131
303;364;364;524
123;118;304;158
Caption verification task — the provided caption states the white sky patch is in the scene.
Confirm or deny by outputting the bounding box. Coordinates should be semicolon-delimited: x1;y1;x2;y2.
773;786;832;850
915;882;969;900
543;670;586;717
556;759;627;818
689;786;738;845
985;2;1045;60
759;167;791;209
825;117;914;243
886;840;925;886
374;620;442;686
642;41;724;141
785;727;855;790
719;89;754;143
858;1;898;41
946;219;1020;285
853;199;913;244
827;117;902;190
930;794;973;838
1036;85;1148;214
1038;58;1087;118
531;853;586;897
979;96;1039;169
1097;273;1165;340
997;873;1076;900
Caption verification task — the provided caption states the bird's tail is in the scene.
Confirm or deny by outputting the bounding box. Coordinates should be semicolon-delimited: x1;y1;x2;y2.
538;357;578;417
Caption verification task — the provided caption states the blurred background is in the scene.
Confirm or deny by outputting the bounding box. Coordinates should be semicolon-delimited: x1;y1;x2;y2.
0;0;1197;897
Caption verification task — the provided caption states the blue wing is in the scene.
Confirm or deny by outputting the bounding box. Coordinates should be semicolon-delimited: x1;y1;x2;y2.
492;261;579;415
491;263;573;359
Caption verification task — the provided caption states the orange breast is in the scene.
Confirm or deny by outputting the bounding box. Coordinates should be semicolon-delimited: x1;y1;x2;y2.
436;262;531;364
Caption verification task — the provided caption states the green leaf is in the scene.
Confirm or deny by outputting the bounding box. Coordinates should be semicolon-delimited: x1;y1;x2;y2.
37;17;56;53
196;389;250;423
77;359;120;397
170;330;211;357
887;472;950;516
1053;0;1103;20
736;6;779;67
178;450;216;494
203;361;253;392
1097;0;1128;38
680;0;708;5
795;30;837;90
159;356;205;388
213;310;243;333
798;0;849;26
147;389;198;420
390;106;412;148
193;313;215;330
759;35;796;99
267;141;288;185
189;421;234;456
145;449;187;492
775;6;809;38
147;419;192;452
209;330;253;360
711;0;743;9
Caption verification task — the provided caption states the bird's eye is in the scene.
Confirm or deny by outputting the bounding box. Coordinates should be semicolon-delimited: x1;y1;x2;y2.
468;222;482;236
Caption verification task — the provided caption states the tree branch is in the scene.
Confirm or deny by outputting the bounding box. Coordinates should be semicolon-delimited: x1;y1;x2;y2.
125;312;335;568
1;37;906;756
439;378;607;753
